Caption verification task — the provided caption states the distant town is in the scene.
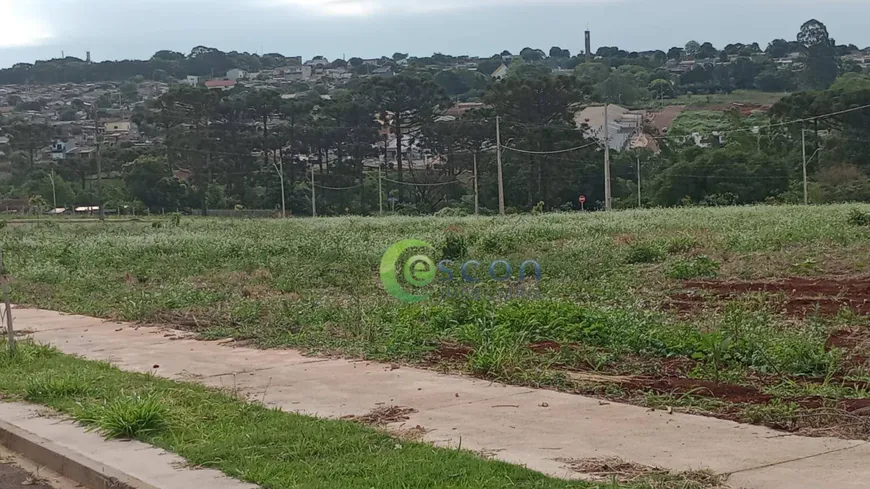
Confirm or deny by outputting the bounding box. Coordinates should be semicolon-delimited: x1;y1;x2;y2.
0;19;869;215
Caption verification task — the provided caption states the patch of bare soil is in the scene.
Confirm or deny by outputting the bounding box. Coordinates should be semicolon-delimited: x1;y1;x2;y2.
648;105;686;133
826;328;870;368
342;406;417;426
429;341;473;363
669;276;870;318
557;457;728;488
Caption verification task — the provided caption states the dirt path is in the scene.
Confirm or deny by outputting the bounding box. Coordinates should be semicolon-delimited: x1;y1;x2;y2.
13;307;870;489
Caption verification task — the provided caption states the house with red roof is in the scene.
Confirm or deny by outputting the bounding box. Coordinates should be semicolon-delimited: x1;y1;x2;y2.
204;80;237;91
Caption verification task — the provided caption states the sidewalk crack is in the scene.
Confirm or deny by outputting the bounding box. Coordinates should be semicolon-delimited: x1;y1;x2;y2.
723;441;869;476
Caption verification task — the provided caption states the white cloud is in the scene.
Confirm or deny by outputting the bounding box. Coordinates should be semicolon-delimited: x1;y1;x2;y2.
0;0;53;48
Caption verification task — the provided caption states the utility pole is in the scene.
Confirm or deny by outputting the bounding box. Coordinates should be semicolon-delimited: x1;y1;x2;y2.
0;250;13;354
473;152;480;215
272;160;286;218
49;168;57;211
310;166;316;217
604;104;612;211
802;129;809;205
378;164;383;215
496;116;505;216
94;105;104;221
637;155;642;209
636;118;642;209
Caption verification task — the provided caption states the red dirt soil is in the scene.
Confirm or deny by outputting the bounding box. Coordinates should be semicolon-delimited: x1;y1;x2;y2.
670;276;870;318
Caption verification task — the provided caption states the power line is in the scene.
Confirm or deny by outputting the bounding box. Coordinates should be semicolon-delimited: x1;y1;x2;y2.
381;177;460;187
313;183;363;190
501;141;599;155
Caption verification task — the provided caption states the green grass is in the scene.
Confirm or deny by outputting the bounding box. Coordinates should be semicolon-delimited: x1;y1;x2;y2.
0;340;623;489
639;90;787;109
669;109;769;136
4;204;870;437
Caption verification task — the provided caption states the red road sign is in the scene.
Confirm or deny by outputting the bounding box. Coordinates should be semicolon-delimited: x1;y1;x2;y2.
579;195;587;204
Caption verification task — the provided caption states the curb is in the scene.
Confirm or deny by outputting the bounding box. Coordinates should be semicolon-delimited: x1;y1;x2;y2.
0;418;158;489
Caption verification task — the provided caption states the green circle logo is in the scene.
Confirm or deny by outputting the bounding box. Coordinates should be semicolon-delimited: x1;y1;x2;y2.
380;240;436;303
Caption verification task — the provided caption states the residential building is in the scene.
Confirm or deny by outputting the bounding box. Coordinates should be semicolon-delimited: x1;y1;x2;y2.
372;66;394;78
445;102;485;117
575;105;646;152
51;140;76;160
183;75;200;86
104;121;131;133
205;80;237;91
226;68;248;81
491;64;509;80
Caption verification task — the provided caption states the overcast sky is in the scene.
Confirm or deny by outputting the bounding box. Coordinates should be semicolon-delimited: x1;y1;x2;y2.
1;0;869;68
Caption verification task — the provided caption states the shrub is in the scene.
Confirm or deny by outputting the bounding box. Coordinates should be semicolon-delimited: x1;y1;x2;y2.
78;396;168;439
441;232;468;261
434;207;467;217
667;256;720;279
847;208;870;226
625;243;665;264
666;236;696;254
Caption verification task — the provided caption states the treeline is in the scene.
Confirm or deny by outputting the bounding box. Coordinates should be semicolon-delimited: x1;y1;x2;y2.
0;47;303;85
1;19;862;95
4;69;870;215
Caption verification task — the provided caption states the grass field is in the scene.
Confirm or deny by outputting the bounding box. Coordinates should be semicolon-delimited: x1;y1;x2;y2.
639;90;787;109
4;205;870;440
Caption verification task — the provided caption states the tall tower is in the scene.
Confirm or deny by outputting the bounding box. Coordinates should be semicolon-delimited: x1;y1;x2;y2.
86;51;91;63
585;30;592;62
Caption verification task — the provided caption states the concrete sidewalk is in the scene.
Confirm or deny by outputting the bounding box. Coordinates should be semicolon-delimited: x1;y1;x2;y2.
15;307;870;489
0;402;254;489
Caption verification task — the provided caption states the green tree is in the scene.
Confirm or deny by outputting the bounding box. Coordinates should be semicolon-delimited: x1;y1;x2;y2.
798;19;838;89
697;42;718;59
766;39;791;58
596;72;647;104
362;75;451;184
648;79;675;99
123;155;190;210
549;46;570;58
685;41;701;57
120;82;139;102
755;69;795;92
246;89;282;166
485;74;590;206
574;62;610;84
830;73;870;92
519;47;546;62
9;122;52;171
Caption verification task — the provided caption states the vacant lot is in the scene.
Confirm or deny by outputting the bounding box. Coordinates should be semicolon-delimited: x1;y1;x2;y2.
5;205;870;439
640;90;786;109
